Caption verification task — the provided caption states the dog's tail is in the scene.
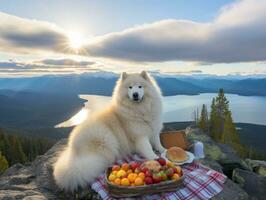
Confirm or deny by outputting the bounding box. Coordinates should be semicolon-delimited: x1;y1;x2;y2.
53;148;108;192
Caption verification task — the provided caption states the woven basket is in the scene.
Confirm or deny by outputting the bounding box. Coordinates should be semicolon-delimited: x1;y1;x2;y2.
105;168;184;198
160;130;192;150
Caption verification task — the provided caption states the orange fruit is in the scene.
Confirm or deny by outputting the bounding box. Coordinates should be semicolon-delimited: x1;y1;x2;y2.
130;183;135;186
176;166;182;174
167;162;175;168
134;177;144;186
121;178;130;186
114;178;121;185
121;163;129;171
138;172;145;180
172;173;180;180
111;170;118;176
127;169;133;175
117;169;127;178
127;173;138;183
108;174;116;182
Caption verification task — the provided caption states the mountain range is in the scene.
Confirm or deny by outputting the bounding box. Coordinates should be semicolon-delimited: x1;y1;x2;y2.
0;72;266;155
1;72;266;96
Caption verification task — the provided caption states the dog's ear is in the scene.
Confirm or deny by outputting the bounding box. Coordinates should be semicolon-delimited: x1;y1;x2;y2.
140;71;149;80
121;72;127;81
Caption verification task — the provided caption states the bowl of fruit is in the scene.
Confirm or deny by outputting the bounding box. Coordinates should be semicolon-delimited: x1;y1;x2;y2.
105;158;184;198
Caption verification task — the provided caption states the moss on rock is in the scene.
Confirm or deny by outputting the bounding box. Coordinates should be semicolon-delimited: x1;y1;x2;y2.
188;130;226;161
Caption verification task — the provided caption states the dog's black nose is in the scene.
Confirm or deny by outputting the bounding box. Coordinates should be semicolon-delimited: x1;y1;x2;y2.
133;92;139;99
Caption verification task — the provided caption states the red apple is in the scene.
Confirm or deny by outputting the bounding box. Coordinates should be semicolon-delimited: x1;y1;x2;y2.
141;167;149;173
152;173;162;184
144;177;153;185
130;162;139;171
172;167;177;173
112;165;120;171
145;170;152;177
165;168;174;178
156;158;166;166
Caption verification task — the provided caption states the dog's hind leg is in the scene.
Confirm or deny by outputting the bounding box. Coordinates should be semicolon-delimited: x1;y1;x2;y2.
53;148;109;192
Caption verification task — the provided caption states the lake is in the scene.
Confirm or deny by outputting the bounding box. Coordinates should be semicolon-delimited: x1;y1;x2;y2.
79;93;266;125
163;93;266;125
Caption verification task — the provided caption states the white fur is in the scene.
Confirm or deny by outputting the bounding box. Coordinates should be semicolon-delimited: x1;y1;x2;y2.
53;71;165;191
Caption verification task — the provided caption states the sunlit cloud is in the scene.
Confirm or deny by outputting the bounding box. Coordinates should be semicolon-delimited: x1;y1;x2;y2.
0;12;89;56
0;0;266;78
67;31;87;51
36;58;95;66
84;0;266;64
0;59;101;77
0;12;68;54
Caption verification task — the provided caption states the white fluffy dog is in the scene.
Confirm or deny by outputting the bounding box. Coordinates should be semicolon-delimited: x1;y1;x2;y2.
53;71;165;191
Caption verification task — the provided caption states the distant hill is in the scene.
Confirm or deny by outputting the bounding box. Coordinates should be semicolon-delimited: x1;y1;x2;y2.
236;123;266;152
0;90;84;128
1;73;266;96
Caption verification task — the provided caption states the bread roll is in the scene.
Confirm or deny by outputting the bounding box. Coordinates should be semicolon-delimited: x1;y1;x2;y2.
166;147;188;162
141;160;161;172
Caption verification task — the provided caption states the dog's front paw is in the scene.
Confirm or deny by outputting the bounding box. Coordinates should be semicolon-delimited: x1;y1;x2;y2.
155;146;166;153
146;153;159;160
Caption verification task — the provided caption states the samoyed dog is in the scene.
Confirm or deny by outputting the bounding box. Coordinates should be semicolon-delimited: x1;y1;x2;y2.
53;71;165;191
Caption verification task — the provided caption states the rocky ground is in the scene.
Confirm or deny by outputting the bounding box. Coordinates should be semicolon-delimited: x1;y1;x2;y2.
0;125;265;200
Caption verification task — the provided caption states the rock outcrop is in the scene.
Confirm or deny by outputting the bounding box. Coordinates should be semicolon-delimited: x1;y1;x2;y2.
0;127;263;200
0;139;100;200
232;168;266;200
245;159;266;176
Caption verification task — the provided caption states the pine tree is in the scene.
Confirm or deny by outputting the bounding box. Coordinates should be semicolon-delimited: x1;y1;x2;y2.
221;111;240;146
209;89;244;158
198;104;209;133
0;128;54;167
0;151;8;173
192;107;199;126
215;89;229;140
210;98;219;140
209;89;230;141
9;135;27;165
0;130;11;163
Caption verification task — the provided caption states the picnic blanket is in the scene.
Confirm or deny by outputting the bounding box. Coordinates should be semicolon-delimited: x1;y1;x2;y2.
91;154;227;200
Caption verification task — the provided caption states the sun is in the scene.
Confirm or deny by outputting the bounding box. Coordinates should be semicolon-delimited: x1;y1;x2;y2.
67;31;86;50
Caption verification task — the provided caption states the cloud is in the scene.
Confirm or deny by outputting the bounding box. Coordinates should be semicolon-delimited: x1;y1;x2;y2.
84;0;266;63
149;69;203;75
0;61;23;69
38;59;95;66
0;12;68;54
0;0;265;65
0;59;100;76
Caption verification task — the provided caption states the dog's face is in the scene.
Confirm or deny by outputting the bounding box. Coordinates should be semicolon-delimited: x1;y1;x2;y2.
127;84;144;103
118;71;151;103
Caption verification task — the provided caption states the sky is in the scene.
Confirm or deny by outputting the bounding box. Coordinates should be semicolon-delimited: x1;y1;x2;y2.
0;0;266;77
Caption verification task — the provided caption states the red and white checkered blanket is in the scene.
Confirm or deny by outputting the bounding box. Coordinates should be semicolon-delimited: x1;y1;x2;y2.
91;154;227;200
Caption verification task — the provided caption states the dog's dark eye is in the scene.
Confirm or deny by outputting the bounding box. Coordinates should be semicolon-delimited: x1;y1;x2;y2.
129;86;132;89
138;86;142;88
